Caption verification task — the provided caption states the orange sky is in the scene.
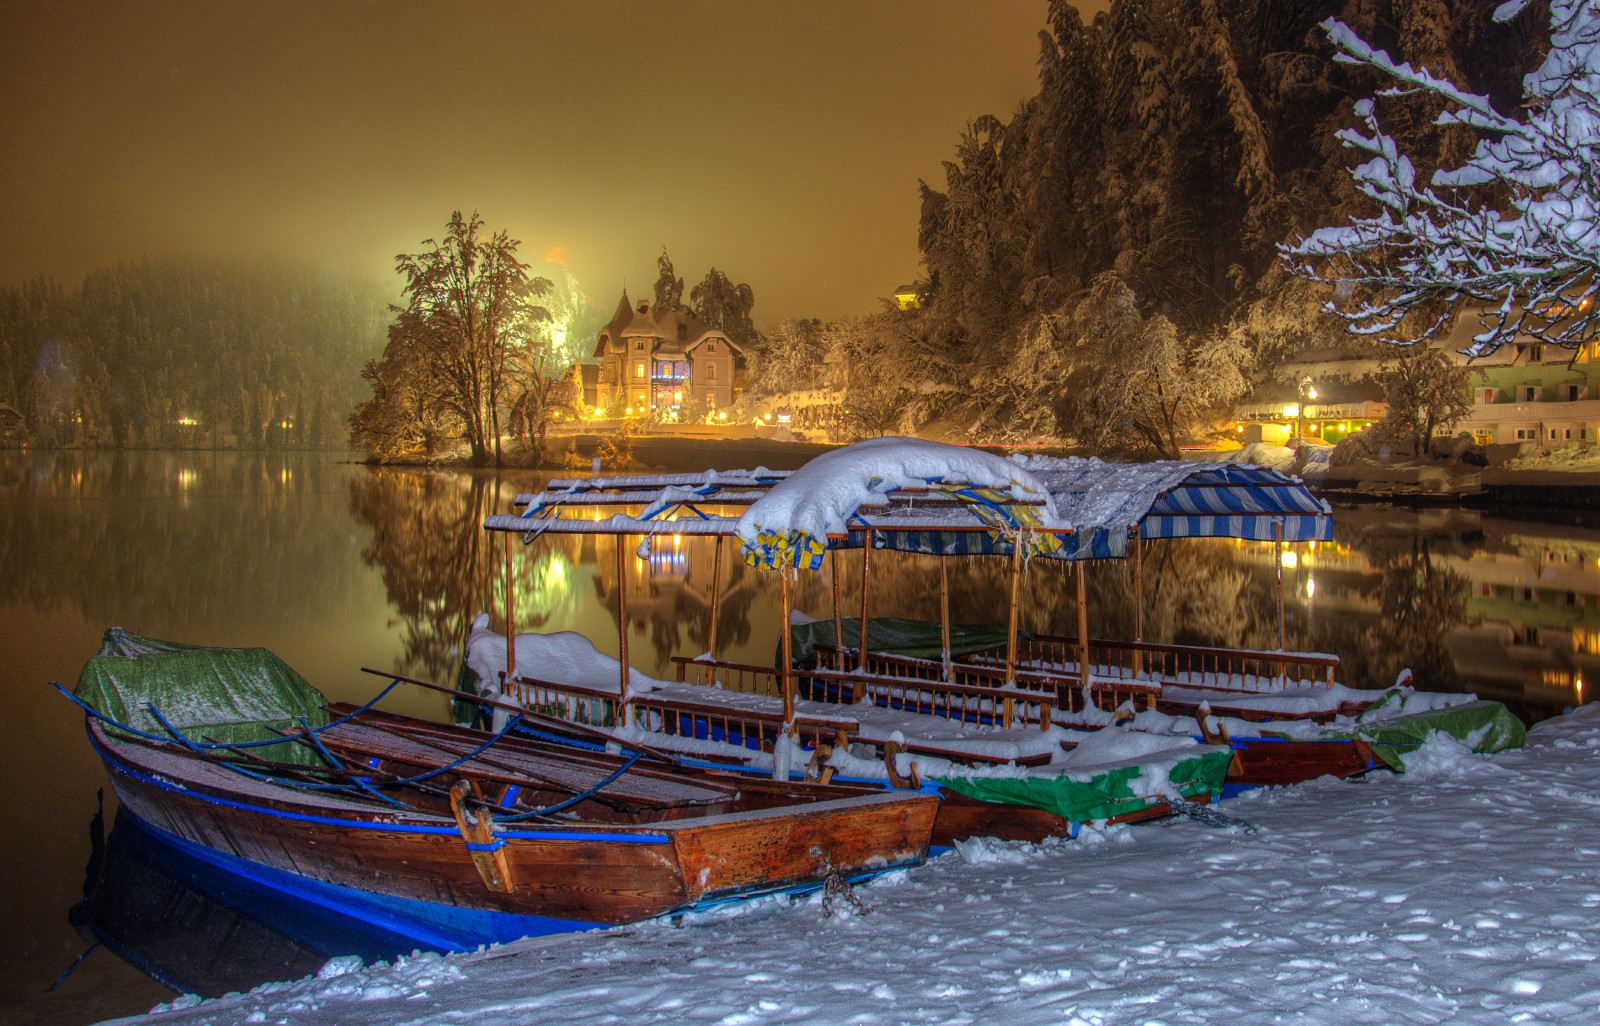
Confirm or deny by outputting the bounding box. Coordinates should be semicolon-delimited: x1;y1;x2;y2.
1;1;1108;324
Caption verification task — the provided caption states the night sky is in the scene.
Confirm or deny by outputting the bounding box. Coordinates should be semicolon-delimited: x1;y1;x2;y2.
1;1;1107;323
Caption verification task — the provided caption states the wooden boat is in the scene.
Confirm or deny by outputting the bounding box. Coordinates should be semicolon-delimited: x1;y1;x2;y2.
66;635;938;951
478;439;1521;795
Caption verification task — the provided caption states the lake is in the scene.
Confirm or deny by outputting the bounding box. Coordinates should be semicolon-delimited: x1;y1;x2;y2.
2;448;1594;1024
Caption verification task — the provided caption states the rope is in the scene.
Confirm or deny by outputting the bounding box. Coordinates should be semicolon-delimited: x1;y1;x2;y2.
491;749;645;822
52;677;403;752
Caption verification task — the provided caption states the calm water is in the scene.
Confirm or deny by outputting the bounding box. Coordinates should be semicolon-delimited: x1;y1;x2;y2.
2;449;1595;1023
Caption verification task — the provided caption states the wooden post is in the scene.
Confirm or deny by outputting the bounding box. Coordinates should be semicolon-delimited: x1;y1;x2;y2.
858;529;873;672
503;531;517;691
707;535;724;659
1273;520;1286;686
780;570;796;726
939;557;953;683
1132;531;1144;677
617;534;631;700
1003;537;1022;728
830;547;844;670
1077;557;1090;692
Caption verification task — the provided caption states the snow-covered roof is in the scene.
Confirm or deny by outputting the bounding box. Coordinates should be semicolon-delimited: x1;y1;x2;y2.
484;438;1332;567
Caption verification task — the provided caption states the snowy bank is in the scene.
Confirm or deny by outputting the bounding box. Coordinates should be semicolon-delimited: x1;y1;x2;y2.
110;705;1600;1026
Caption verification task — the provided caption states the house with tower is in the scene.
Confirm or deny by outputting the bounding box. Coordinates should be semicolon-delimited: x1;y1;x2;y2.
591;292;744;416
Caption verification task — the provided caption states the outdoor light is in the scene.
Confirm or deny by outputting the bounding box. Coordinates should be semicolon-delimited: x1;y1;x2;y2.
1307;386;1318;400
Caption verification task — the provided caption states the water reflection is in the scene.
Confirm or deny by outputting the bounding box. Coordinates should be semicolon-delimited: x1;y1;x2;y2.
73;809;419;998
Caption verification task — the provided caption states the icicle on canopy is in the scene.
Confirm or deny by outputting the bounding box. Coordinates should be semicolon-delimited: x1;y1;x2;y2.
483;437;1333;564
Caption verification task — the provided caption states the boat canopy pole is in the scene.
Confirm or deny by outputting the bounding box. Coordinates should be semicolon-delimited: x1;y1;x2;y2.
1003;540;1021;729
1274;520;1286;686
707;535;724;659
858;529;873;672
504;532;517;684
830;548;844;669
1133;532;1144;677
1077;559;1090;691
779;571;796;728
939;557;952;683
617;535;631;704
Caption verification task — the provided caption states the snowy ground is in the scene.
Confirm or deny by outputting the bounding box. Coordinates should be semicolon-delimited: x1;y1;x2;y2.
114;709;1600;1026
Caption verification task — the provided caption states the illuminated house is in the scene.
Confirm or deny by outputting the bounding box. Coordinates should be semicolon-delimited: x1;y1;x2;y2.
592;293;744;415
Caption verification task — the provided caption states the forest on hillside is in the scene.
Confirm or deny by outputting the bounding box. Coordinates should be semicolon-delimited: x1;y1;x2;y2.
0;260;388;449
745;0;1554;453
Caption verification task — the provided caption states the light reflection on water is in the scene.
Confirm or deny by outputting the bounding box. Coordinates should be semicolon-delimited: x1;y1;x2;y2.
2;448;1597;1019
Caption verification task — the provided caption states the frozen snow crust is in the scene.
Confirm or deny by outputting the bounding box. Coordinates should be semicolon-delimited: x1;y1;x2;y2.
121;706;1600;1026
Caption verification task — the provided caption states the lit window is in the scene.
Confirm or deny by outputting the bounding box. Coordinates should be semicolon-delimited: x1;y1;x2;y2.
635;363;645;379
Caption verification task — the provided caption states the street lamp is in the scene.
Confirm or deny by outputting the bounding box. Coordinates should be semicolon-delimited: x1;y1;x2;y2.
1295;377;1317;445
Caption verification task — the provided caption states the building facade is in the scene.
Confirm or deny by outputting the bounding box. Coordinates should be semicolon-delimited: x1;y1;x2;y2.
591;293;744;416
1449;340;1600;447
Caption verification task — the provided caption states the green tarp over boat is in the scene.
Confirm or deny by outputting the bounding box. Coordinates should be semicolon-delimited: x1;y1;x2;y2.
788;616;1021;664
1302;696;1526;770
933;748;1234;822
74;628;331;763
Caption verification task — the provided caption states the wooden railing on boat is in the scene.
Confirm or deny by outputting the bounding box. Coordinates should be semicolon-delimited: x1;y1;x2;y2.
672;655;1056;732
974;635;1340;693
629;689;855;753
811;644;1159;716
503;674;627;728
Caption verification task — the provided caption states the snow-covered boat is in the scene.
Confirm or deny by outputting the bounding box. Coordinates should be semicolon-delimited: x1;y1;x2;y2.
480;437;1523;803
62;630;939;951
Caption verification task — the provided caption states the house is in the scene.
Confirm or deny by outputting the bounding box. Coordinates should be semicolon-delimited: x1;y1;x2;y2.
0;402;26;445
1441;316;1600;447
1229;353;1387;446
592;293;745;416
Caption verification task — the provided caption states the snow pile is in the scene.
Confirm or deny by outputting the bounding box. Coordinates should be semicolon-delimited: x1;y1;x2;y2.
119;704;1600;1026
462;616;665;698
735;437;1064;553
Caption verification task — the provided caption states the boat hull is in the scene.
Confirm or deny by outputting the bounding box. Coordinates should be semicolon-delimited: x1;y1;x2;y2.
91;723;937;946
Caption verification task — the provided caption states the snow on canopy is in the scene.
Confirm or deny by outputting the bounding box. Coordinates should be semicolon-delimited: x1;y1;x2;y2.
482;439;1331;564
734;437;1064;569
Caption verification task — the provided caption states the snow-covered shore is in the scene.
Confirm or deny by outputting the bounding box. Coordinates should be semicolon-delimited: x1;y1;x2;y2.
112;709;1600;1026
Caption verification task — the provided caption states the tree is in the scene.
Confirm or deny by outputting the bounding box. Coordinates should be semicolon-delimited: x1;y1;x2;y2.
360;212;552;464
1051;274;1248;458
1284;2;1600;357
689;268;757;348
652;248;684;312
1378;348;1473;456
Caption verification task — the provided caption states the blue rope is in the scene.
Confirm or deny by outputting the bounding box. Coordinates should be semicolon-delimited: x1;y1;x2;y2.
292;715;412;808
138;703;387;795
492;749;645;823
52;678;403;752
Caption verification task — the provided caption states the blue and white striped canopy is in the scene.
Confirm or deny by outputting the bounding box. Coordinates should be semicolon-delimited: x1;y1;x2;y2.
491;456;1332;563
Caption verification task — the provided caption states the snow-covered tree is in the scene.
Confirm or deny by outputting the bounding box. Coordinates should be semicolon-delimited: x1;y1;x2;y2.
1285;1;1600;358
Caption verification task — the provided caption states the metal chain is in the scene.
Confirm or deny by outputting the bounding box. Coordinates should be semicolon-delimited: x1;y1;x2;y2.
809;845;873;918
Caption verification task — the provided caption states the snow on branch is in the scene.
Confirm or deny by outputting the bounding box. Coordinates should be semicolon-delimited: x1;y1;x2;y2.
1282;1;1600;358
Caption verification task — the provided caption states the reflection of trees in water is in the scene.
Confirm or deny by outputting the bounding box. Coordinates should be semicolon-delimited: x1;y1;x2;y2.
349;467;505;680
1310;522;1472;692
0;450;369;638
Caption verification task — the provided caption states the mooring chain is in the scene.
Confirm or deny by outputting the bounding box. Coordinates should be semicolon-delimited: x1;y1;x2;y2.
808;845;873;918
1166;799;1258;835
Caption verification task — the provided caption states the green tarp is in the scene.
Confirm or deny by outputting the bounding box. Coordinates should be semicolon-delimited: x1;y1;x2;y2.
788;616;1022;664
75;629;331;764
1302;696;1526;770
934;748;1234;822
